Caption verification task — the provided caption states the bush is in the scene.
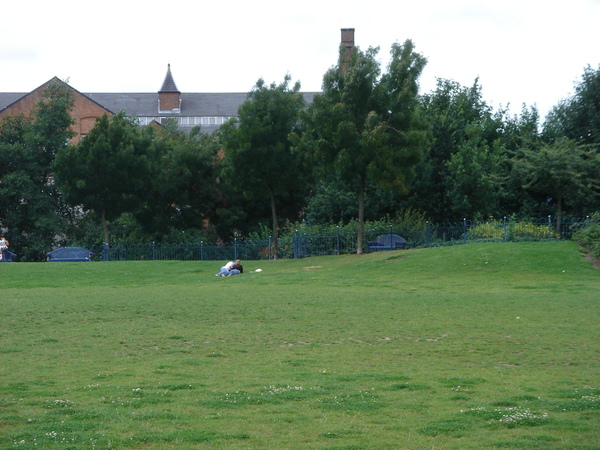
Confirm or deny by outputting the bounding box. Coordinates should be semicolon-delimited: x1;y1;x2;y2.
572;213;600;258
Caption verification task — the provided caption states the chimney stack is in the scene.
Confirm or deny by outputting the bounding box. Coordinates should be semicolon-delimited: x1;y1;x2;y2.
340;28;355;74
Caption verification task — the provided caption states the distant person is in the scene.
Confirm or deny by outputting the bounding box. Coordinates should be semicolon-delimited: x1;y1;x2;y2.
215;259;242;277
0;234;9;261
231;261;243;274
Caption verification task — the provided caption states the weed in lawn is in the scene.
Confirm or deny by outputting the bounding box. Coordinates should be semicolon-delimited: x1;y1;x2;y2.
549;386;600;411
199;384;324;408
317;390;384;411
461;406;550;428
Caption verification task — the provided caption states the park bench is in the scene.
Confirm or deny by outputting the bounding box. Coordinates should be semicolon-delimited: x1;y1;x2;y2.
46;247;94;262
367;234;407;252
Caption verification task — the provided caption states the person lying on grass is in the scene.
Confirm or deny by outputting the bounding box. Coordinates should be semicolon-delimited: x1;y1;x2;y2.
215;259;243;277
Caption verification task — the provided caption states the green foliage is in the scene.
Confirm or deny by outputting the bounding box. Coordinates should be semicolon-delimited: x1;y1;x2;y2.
303;40;428;252
408;78;505;222
572;212;600;257
469;220;560;241
512;139;600;226
219;76;310;254
0;80;74;260
543;64;600;146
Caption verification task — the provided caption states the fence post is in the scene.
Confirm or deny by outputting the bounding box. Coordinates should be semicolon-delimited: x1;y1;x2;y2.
463;218;467;244
548;215;552;241
294;230;298;259
503;216;507;242
234;238;237;260
103;242;109;261
269;236;272;260
336;226;340;255
425;222;429;248
152;242;156;261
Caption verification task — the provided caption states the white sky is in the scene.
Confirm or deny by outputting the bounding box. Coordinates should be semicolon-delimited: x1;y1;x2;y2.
2;0;599;121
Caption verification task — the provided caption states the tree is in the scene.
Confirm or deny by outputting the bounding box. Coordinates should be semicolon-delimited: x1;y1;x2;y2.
513;139;600;231
0;80;74;260
219;76;309;257
543;65;600;146
409;78;504;222
134;127;222;240
54;112;155;245
445;124;504;219
303;40;427;253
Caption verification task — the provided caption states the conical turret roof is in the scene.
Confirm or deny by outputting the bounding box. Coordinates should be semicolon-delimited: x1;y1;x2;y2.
159;64;180;93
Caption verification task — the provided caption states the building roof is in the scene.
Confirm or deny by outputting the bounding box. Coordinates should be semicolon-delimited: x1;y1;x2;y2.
159;64;180;93
83;92;252;117
0;65;320;134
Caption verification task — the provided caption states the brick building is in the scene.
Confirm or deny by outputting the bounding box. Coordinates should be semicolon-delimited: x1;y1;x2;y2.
0;64;317;143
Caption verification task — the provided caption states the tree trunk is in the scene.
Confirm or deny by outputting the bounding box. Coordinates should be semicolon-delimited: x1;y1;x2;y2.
357;174;366;255
102;209;110;246
270;189;279;260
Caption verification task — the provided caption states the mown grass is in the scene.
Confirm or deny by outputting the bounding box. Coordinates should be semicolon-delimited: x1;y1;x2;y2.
1;242;599;448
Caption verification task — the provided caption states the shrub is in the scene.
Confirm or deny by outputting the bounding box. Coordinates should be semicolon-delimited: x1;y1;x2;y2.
572;212;600;258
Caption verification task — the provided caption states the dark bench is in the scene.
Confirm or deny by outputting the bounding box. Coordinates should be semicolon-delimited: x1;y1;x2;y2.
367;234;407;252
46;247;94;262
0;250;16;262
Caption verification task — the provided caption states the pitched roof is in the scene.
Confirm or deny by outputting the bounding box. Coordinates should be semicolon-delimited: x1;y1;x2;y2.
84;92;251;117
0;77;113;116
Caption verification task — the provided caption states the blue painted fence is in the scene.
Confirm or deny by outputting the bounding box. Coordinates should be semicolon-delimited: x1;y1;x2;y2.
89;216;592;262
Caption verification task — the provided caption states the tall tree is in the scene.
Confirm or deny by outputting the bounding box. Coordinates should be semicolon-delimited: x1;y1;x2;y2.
410;78;504;222
445;124;504;219
54;112;155;245
543;65;600;146
0;80;74;260
513;139;600;231
219;76;309;257
303;40;427;253
134;127;222;240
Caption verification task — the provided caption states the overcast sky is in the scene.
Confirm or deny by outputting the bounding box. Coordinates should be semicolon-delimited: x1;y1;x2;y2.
2;0;599;121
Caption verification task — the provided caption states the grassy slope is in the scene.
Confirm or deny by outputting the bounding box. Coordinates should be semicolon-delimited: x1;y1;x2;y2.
1;242;599;449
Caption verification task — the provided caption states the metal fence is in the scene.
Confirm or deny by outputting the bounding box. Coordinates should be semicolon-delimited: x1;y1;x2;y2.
89;216;592;262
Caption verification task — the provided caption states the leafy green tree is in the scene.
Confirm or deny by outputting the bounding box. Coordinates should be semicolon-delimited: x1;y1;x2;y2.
54;112;155;245
445;124;504;219
497;105;544;216
219;76;309;257
513;139;600;231
303;40;428;253
409;78;504;222
0;80;74;260
543;65;600;146
134;127;222;240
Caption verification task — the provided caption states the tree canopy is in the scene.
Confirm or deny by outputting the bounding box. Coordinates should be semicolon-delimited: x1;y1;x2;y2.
302;40;428;253
219;76;309;256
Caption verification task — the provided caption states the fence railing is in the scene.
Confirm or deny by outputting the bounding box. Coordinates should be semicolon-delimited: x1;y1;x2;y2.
88;216;592;262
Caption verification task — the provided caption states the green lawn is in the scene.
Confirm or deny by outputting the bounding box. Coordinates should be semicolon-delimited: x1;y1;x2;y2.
1;242;599;449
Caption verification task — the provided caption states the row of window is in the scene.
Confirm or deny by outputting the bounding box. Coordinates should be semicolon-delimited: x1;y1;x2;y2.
136;116;235;126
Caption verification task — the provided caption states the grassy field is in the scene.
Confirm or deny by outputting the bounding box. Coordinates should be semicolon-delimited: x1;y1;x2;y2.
1;241;599;449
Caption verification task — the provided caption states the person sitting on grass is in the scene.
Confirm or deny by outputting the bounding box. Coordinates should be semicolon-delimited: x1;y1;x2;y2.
215;259;242;277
